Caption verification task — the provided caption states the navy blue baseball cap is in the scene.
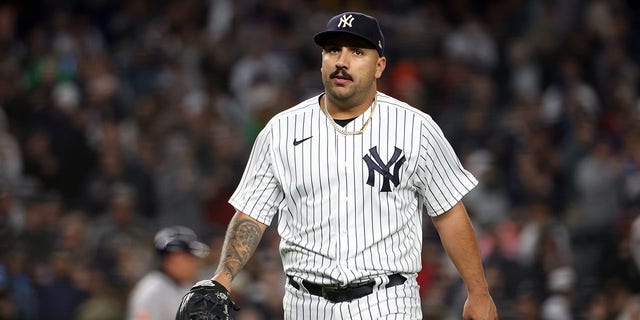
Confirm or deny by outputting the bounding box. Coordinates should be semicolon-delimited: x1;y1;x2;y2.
314;12;385;57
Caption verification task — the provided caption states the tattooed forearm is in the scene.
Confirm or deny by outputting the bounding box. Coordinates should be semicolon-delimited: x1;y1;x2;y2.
217;214;265;281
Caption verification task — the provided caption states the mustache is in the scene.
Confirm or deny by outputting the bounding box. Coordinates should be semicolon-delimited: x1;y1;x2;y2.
330;68;353;80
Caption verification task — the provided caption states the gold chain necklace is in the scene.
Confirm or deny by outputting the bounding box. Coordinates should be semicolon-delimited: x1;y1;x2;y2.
322;93;377;135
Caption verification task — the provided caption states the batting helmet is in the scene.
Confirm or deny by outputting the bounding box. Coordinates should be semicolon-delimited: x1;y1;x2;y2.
154;225;209;258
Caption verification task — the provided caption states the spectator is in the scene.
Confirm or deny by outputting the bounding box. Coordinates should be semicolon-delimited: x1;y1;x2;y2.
36;249;89;320
541;266;576;320
90;184;154;291
0;109;22;190
154;132;207;235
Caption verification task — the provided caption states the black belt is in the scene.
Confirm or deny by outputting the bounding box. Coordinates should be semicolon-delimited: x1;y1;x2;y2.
287;273;406;303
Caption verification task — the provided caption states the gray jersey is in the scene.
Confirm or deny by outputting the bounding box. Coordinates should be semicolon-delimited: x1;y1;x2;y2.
127;271;190;320
229;91;477;286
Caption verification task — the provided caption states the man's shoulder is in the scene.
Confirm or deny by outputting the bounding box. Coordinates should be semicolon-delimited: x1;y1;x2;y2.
127;271;188;319
273;94;320;119
260;95;320;131
131;271;182;296
251;95;319;139
377;92;435;123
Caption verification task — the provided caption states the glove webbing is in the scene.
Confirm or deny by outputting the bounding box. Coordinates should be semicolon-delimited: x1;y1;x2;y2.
186;290;230;320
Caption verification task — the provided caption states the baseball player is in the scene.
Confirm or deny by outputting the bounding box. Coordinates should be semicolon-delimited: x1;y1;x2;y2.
127;226;209;320
177;12;497;319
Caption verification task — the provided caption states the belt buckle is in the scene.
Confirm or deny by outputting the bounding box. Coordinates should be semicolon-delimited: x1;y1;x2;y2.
320;284;343;300
320;286;330;299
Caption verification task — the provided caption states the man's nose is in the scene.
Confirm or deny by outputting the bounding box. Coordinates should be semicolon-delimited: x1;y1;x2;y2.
335;48;349;69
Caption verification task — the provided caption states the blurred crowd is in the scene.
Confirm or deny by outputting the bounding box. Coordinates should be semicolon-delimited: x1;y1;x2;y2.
0;0;639;319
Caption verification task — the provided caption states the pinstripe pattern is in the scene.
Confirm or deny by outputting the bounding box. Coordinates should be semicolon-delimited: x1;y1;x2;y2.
229;91;477;315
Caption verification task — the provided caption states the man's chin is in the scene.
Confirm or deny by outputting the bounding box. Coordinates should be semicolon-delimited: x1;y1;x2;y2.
326;86;353;99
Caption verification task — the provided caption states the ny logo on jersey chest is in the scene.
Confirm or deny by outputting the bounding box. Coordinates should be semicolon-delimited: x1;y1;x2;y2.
363;146;406;192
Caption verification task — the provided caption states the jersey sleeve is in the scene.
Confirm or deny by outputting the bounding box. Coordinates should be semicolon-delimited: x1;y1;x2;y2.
229;123;284;225
416;118;478;217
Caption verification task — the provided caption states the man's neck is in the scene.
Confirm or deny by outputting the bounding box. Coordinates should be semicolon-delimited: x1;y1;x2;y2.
322;92;376;120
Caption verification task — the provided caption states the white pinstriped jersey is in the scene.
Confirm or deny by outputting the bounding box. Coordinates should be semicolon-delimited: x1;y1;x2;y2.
229;91;477;286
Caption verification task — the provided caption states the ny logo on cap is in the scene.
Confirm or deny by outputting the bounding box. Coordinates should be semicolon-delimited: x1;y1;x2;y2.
337;14;355;28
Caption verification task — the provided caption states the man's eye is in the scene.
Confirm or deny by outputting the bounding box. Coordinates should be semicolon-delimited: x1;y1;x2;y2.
354;49;364;55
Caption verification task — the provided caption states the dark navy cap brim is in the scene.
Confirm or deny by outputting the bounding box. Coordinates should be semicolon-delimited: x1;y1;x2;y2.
314;31;380;54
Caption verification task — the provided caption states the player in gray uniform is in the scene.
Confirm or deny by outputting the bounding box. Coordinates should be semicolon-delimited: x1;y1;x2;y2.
181;11;497;319
127;226;209;320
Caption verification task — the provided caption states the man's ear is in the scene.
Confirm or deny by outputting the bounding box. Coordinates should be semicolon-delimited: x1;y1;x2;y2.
375;56;387;79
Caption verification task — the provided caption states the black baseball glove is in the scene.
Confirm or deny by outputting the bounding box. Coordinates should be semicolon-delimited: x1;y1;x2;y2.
175;280;239;320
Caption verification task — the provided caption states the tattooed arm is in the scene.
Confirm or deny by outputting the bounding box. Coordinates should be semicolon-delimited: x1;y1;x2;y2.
212;211;268;290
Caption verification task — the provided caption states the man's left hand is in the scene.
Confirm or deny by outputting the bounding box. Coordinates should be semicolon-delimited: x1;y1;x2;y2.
462;292;498;320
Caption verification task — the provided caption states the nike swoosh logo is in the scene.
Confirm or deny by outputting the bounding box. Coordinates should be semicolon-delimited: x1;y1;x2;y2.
293;136;312;146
